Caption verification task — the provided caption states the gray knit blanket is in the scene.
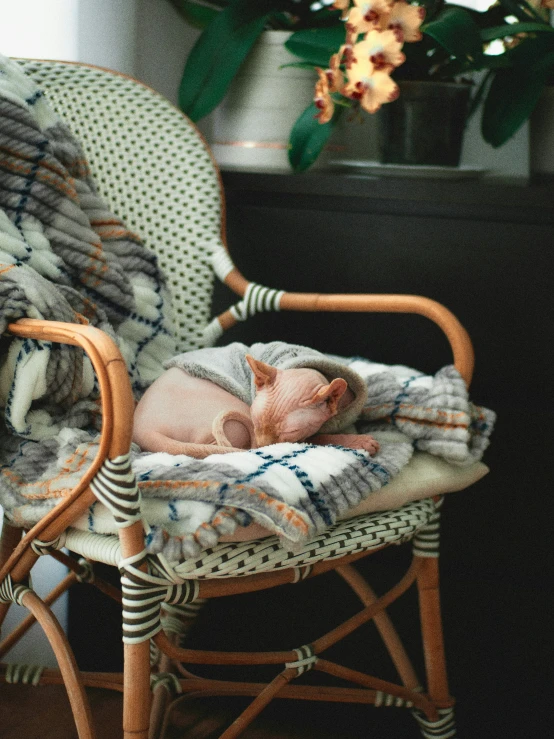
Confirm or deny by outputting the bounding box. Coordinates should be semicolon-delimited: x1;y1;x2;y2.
0;55;495;559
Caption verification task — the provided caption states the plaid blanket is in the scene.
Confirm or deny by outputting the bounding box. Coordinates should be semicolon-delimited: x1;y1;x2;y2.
0;55;495;559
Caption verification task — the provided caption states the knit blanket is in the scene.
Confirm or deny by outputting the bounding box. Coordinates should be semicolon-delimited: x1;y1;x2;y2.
0;55;495;559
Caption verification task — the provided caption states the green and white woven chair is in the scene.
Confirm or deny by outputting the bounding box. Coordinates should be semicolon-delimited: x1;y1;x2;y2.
0;60;489;739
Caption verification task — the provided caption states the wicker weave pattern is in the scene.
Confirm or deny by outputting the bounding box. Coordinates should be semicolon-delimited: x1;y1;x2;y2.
174;498;436;578
63;498;436;578
17;60;223;352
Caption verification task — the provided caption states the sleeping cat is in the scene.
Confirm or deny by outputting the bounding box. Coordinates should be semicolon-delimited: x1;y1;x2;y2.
133;354;379;458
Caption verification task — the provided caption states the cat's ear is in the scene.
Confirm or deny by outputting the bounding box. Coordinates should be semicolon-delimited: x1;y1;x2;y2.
246;355;278;390
309;377;347;415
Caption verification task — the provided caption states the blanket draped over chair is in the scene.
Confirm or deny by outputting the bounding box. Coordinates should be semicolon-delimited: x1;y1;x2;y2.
0;55;495;559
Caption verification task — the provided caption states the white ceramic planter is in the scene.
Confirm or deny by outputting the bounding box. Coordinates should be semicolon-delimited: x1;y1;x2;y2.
210;31;314;170
210;30;379;171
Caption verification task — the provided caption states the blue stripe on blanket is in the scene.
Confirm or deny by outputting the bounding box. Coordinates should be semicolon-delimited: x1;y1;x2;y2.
14;138;48;237
4;338;49;435
239;447;333;526
390;375;418;430
25;90;44;106
335;445;392;485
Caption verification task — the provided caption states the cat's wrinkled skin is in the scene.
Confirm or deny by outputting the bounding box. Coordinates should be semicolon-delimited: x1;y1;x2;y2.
132;354;379;459
246;356;379;454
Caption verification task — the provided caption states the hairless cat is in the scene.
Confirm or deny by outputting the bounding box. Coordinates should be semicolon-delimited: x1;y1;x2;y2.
133;355;379;458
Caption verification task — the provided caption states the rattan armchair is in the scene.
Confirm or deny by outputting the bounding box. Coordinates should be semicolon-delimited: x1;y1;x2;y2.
0;60;485;739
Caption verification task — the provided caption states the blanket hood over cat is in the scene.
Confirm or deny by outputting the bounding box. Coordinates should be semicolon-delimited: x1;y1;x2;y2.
164;341;369;435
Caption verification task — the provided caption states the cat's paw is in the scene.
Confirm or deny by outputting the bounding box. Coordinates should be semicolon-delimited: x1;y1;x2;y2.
337;434;380;455
312;433;380;455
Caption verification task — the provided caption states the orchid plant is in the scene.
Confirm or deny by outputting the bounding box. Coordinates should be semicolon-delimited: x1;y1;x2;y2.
287;0;554;169
310;1;426;125
169;0;554;171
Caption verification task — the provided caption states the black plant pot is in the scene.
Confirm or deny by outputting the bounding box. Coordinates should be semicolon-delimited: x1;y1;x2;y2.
378;80;471;166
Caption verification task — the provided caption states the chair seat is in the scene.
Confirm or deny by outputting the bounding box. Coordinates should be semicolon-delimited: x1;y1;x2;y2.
60;451;487;579
62;497;435;579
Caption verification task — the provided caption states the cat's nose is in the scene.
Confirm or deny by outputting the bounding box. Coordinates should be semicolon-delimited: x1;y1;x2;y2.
254;428;279;447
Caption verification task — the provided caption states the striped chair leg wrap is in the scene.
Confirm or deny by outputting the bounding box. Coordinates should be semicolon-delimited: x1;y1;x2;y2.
3;663;45;686
285;645;318;676
212;242;286;317
150;640;161;667
30;533;67;556
119;551;199;644
211;243;236;283
375;690;414;708
202;251;285;347
0;575;31;606
412;507;441;558
161;599;208;637
150;671;183;697
412;707;456;738
292;565;313;583
90;454;141;528
229;282;285;323
75;558;94;584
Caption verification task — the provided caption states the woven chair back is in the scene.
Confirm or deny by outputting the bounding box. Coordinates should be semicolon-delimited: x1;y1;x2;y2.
17;59;223;353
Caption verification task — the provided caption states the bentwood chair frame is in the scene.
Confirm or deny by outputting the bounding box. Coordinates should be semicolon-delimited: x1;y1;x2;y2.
0;60;475;739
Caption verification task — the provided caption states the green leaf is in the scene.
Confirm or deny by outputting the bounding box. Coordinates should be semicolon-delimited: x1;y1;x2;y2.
481;57;553;146
423;7;484;68
496;0;546;23
481;21;554;43
467;69;492;121
285;25;346;67
167;0;221;29
178;0;280;121
288;103;341;172
280;61;320;71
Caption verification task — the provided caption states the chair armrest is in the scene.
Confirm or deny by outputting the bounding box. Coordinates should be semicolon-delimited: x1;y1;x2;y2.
220;268;475;387
1;318;137;579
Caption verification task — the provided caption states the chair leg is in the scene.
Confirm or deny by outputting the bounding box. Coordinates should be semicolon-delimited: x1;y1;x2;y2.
0;518;22;630
123;640;152;739
20;589;97;739
416;556;451;702
413;555;457;738
148;600;208;738
412;706;456;739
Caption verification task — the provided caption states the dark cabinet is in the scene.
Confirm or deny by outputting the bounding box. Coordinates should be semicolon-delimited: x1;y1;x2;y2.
213;170;553;738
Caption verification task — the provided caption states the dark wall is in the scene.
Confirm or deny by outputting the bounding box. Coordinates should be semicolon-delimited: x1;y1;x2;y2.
208;170;554;739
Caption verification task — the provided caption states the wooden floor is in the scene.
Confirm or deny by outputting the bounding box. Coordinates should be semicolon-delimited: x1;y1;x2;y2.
0;682;418;738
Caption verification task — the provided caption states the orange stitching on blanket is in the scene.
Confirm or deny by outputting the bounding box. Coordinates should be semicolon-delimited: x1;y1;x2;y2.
0;158;78;200
82;242;109;289
392;415;468;430
0;145;87;179
362;405;468;429
72;311;90;325
80;297;99;321
254;491;309;533
363;404;467;419
3;446;92;499
138;481;309;534
90;224;142;242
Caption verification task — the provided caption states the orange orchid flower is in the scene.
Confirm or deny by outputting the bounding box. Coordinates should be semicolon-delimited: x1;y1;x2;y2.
327;53;345;92
347;0;394;36
358;29;405;72
314;67;335;123
386;0;426;43
344;51;399;113
333;0;352;18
